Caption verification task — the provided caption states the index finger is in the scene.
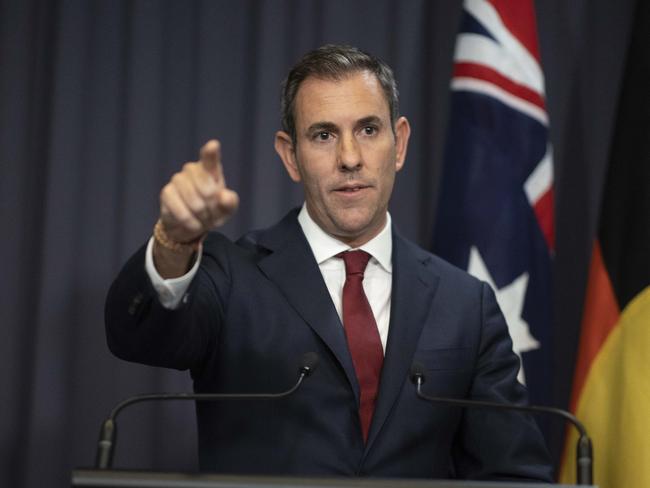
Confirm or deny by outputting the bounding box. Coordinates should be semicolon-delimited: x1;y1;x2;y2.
199;139;221;177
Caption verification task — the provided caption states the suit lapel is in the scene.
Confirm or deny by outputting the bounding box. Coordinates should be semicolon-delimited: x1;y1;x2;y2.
255;211;360;402
252;212;440;447
365;231;440;452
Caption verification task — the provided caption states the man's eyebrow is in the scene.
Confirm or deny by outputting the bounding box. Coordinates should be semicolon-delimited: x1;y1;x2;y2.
356;115;383;127
305;121;338;134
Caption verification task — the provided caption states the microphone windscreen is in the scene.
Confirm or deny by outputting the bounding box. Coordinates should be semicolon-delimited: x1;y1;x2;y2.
300;352;320;376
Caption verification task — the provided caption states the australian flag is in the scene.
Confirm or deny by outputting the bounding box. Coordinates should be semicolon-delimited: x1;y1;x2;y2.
433;0;554;405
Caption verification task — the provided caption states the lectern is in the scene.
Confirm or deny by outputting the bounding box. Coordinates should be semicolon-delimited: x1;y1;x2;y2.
71;470;595;488
80;364;594;488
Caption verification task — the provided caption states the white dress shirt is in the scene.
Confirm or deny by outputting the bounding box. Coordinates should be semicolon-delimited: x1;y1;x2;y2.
145;205;393;352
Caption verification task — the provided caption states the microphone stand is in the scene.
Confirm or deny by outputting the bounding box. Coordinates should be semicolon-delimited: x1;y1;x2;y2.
411;371;593;485
96;354;318;470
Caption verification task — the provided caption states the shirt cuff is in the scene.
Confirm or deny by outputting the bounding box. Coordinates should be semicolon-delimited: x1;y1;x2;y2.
144;236;202;309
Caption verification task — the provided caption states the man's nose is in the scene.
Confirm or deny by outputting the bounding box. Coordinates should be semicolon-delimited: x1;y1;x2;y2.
338;133;362;171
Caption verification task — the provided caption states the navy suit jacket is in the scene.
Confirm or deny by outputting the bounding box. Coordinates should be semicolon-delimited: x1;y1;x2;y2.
105;209;552;481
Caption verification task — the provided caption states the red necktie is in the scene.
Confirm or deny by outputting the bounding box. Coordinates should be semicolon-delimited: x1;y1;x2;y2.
338;250;384;442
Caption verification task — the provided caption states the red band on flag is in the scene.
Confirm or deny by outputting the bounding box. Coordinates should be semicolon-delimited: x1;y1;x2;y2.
487;0;541;62
532;188;555;251
453;63;546;110
569;241;620;412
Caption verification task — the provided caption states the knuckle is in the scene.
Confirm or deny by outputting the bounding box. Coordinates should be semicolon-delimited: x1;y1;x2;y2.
160;183;174;200
199;181;218;200
171;172;185;186
187;196;206;215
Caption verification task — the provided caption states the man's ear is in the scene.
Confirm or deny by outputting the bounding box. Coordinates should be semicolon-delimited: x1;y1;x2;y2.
275;131;301;182
394;116;411;172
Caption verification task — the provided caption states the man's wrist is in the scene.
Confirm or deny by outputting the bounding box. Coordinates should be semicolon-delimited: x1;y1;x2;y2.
152;220;203;279
153;219;204;254
145;236;200;309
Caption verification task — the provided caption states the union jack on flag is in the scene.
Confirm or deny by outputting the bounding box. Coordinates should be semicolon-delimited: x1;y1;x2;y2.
433;0;554;404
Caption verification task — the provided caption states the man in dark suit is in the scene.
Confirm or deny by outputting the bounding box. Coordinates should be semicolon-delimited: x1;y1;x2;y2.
105;44;553;481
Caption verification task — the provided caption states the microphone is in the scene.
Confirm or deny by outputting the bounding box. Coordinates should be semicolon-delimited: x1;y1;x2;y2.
409;363;593;486
96;352;320;470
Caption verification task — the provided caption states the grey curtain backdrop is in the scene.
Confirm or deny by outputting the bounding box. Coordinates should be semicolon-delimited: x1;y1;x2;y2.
0;1;639;487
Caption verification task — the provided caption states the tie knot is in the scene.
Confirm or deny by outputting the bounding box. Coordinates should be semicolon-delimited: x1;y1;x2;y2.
338;250;371;276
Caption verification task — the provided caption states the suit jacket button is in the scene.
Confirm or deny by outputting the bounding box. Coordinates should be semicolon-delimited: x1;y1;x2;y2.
128;293;143;316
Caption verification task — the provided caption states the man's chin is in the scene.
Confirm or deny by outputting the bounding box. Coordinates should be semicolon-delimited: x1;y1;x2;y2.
328;215;385;246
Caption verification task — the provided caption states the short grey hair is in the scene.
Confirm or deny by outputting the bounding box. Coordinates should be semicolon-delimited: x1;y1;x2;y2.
280;44;400;145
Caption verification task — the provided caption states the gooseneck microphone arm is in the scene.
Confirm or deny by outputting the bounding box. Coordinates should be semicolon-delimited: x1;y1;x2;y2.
410;364;593;486
96;352;319;470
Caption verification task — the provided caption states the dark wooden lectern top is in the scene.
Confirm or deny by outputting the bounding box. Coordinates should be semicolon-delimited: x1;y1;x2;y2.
71;470;595;488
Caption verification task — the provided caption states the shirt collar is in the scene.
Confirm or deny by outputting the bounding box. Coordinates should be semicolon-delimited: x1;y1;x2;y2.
297;204;392;273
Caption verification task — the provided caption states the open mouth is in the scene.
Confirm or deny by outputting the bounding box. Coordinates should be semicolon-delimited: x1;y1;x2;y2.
335;184;370;193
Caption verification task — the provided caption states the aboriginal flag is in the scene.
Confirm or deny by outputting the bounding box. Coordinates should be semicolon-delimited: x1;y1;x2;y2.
559;2;650;486
433;0;554;404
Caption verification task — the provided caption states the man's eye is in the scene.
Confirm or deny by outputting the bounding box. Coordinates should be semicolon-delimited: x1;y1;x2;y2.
315;131;331;141
362;126;377;135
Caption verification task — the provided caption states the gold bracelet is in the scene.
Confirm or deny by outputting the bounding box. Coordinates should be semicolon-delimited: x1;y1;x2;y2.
153;219;203;254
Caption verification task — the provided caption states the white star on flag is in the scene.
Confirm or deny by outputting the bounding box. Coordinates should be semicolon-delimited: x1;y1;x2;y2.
467;246;540;384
